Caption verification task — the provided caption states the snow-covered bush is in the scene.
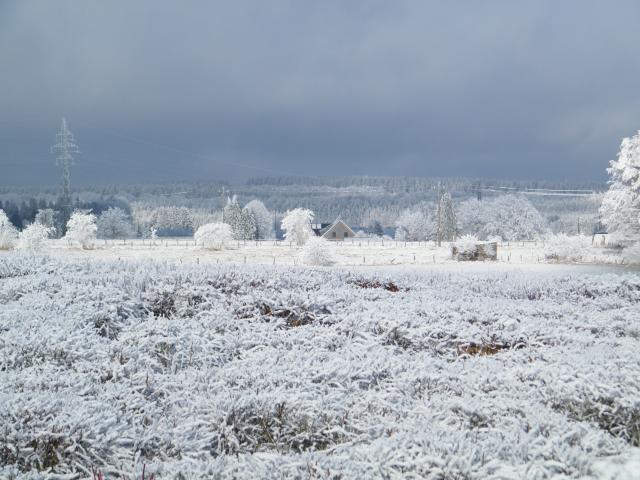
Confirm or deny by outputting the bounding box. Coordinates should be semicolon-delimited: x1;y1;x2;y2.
16;223;52;251
64;211;97;249
299;236;335;266
453;234;479;255
0;209;18;250
97;207;133;239
281;208;314;245
543;234;593;263
195;222;233;250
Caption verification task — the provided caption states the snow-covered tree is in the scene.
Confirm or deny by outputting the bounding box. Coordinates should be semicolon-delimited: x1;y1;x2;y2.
224;197;256;240
17;223;52;251
281;208;314;245
147;206;194;233
34;209;58;234
0;209;18;250
600;130;640;240
64;211;97;249
458;195;547;241
395;202;437;241
299;237;334;266
195;222;233;250
244;199;273;239
97;207;133;239
438;191;457;241
457;198;484;238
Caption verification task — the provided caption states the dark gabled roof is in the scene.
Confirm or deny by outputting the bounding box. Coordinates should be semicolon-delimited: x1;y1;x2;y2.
320;219;356;238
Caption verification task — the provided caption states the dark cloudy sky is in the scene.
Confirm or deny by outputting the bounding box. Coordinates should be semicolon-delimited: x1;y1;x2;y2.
1;1;640;186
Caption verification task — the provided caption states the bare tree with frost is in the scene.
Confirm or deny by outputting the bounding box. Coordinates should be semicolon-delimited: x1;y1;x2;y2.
64;211;97;249
281;208;314;245
97;207;133;239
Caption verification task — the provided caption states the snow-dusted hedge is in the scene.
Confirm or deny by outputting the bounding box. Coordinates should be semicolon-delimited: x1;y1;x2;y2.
1;257;640;478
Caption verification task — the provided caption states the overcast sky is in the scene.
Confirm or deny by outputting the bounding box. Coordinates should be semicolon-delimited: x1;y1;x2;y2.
1;1;639;186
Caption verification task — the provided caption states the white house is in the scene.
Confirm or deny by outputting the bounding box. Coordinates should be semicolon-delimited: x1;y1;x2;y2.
312;219;355;241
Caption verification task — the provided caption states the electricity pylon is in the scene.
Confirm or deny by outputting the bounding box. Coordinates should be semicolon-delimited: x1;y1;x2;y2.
51;118;79;216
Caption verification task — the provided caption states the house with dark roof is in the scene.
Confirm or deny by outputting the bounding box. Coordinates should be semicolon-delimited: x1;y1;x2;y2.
311;219;355;241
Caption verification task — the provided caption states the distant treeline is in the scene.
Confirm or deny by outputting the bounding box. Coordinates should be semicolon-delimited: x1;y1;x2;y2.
245;175;606;193
0;175;606;234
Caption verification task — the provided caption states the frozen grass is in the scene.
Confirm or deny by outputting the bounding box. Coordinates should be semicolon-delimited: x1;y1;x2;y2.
1;255;640;479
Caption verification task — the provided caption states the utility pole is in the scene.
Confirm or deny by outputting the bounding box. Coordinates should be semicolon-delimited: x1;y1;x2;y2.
51;118;79;226
218;186;227;222
273;211;278;240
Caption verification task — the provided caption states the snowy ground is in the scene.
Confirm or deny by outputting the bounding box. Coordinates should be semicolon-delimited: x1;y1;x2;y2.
1;254;640;479
17;237;633;268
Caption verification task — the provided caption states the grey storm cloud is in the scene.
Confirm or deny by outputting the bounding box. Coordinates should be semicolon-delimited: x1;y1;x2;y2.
1;0;640;185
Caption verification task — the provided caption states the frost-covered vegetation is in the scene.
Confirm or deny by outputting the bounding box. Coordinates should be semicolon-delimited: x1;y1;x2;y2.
299;237;334;266
194;222;233;250
1;256;639;479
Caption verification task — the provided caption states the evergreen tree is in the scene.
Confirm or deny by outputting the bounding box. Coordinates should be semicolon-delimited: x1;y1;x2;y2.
439;191;458;241
600;130;640;240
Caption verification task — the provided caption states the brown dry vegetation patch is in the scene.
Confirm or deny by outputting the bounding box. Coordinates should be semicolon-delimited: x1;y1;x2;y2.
350;279;403;292
457;338;526;356
259;303;315;328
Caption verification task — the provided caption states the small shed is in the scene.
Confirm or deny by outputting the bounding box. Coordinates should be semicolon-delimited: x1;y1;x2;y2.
314;219;356;241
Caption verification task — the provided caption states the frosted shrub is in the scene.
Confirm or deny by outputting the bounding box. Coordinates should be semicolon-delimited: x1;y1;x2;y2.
281;208;314;245
299;236;334;266
454;234;479;255
16;223;52;251
0;209;18;250
195;222;233;250
64;211;97;249
544;234;592;263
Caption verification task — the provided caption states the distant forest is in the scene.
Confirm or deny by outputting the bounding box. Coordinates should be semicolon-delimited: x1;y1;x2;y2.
0;175;606;235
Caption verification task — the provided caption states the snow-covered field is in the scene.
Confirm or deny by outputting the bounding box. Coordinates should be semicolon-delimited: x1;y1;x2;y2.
1;254;640;479
24;237;631;268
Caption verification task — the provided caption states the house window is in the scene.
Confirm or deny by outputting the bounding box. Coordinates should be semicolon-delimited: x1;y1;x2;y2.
332;231;336;238
344;232;349;238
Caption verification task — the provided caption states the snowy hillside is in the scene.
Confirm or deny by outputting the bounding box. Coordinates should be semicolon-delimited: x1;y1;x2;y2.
1;256;640;479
